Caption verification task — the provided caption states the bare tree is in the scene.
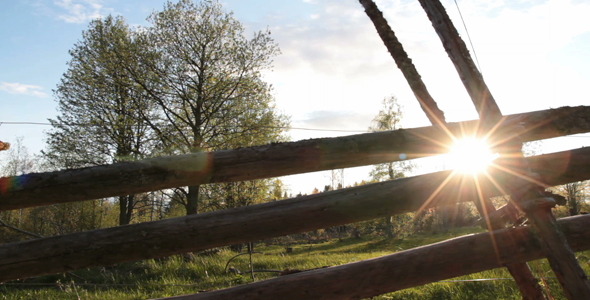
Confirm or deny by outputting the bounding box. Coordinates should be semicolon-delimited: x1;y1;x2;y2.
0;137;35;177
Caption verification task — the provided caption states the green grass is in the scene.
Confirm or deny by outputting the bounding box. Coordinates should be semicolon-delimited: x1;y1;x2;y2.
1;227;588;299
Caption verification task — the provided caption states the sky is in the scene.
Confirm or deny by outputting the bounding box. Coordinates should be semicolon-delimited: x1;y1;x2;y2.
1;0;590;195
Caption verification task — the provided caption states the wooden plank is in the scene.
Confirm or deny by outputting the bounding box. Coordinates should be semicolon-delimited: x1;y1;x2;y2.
1;105;589;211
157;215;590;300
0;147;589;282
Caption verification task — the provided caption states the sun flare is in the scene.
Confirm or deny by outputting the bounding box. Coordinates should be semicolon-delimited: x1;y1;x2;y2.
447;137;498;174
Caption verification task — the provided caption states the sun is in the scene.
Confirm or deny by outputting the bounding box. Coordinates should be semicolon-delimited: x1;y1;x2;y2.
446;137;498;174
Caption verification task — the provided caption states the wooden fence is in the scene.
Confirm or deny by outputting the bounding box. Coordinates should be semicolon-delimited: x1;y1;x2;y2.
1;0;590;299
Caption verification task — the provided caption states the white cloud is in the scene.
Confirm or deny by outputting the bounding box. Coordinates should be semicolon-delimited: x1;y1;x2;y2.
0;82;48;98
257;0;590;134
265;0;457;133
53;0;110;23
301;110;373;131
250;0;590;192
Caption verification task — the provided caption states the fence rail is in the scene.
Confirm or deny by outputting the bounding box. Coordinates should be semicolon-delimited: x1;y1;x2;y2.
1;146;589;282
1;106;589;211
2;0;590;296
158;214;590;300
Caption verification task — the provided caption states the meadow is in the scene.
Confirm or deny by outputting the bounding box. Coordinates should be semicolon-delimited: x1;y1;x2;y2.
2;226;588;299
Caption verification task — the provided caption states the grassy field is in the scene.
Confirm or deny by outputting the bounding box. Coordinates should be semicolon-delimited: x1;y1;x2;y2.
1;226;588;299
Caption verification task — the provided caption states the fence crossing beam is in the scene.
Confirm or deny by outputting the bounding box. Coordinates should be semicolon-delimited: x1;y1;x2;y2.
418;0;590;298
360;0;546;298
358;0;446;126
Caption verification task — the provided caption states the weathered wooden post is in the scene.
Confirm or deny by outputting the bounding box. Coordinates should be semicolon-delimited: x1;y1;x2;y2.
418;0;590;298
359;0;546;298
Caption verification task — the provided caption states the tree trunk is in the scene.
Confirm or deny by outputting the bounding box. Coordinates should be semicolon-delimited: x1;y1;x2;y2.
186;185;200;215
118;194;134;225
569;197;579;216
384;216;394;238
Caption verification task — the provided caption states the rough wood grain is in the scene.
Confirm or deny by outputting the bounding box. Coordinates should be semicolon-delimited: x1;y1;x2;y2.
359;0;446;125
1;106;589;211
0;147;589;282
418;1;589;297
416;0;545;297
158;215;590;300
418;0;502;126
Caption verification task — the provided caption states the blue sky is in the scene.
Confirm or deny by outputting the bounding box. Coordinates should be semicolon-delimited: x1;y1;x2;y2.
1;0;590;193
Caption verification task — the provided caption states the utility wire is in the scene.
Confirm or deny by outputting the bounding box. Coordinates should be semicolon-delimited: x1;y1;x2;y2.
453;0;483;74
0;121;369;133
2;121;590;139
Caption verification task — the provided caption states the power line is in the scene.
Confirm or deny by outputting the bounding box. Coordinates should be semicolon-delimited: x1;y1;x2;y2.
1;122;56;126
0;121;369;133
453;0;483;74
2;121;590;138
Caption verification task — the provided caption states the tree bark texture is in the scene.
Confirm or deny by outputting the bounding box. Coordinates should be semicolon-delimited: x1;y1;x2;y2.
0;147;589;282
525;206;590;299
359;0;446;125
118;194;134;225
186;185;200;215
361;1;545;296
418;0;502;126
1;106;589;211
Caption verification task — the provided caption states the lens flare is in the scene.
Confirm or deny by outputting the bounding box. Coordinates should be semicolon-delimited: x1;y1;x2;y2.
447;137;498;174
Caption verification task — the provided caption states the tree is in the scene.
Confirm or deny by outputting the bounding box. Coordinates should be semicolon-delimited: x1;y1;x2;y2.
0;138;38;242
0;137;35;177
0;138;118;241
269;179;287;201
559;181;588;216
44;15;155;225
369;96;413;238
129;0;288;215
369;96;413;182
328;169;344;191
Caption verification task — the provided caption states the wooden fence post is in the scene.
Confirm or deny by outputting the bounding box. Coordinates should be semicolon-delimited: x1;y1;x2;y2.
360;0;547;298
418;0;590;298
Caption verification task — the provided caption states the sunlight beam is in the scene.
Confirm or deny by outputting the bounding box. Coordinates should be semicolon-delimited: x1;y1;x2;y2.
446;137;498;175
